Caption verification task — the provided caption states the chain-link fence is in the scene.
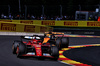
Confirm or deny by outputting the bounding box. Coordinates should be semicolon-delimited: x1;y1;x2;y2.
0;5;99;20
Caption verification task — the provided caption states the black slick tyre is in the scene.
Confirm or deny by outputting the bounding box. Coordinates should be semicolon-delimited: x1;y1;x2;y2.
12;41;21;54
61;37;69;48
55;38;61;49
51;46;59;60
16;43;26;58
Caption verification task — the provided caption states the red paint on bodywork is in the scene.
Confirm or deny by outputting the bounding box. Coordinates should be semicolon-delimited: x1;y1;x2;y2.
34;44;42;56
21;38;51;57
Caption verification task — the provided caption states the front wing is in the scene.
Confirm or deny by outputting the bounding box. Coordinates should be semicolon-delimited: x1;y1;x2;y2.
21;52;54;58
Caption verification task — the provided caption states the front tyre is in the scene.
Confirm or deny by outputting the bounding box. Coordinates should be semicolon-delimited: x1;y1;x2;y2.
51;46;59;60
16;43;26;58
12;41;21;54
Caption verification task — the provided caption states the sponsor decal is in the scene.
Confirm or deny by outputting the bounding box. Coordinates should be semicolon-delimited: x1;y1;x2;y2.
36;48;41;49
42;21;55;26
87;22;100;26
64;22;78;26
27;52;35;55
20;21;33;24
24;25;35;32
1;23;16;31
0;20;12;22
40;26;47;32
49;28;53;31
43;53;50;56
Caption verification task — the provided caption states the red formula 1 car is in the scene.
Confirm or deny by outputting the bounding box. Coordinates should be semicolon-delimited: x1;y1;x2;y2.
12;35;59;60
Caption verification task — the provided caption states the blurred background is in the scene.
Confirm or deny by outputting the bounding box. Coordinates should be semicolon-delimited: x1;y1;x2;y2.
0;0;100;21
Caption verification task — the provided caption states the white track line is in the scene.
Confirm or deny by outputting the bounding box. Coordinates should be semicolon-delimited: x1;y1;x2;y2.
58;61;74;66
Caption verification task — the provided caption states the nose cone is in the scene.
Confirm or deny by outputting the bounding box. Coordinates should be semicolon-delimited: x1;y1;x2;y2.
36;48;42;56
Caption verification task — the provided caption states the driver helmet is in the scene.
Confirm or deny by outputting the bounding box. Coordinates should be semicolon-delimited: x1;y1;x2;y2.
46;34;52;38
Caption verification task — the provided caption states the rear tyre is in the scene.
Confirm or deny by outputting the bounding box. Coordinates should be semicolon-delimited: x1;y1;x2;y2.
61;37;69;48
55;38;61;49
16;43;26;58
12;41;21;54
51;46;59;60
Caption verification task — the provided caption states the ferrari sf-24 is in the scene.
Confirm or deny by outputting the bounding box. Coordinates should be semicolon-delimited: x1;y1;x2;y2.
12;32;69;60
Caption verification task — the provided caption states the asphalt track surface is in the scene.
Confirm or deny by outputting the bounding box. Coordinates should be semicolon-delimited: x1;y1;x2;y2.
63;46;100;66
0;35;100;66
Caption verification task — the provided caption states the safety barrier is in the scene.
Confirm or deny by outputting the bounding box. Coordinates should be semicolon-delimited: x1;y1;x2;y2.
0;20;100;27
0;22;53;33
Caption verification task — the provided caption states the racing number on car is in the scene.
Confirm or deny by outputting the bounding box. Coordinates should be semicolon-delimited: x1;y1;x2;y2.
1;23;16;31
